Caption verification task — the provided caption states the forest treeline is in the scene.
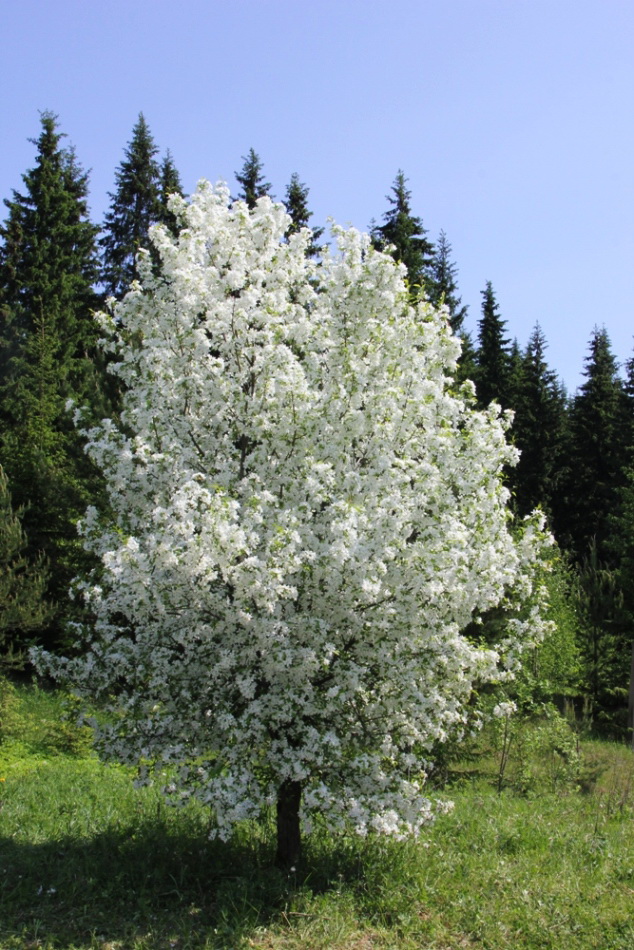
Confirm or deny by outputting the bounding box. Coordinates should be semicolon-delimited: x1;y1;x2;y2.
1;112;633;738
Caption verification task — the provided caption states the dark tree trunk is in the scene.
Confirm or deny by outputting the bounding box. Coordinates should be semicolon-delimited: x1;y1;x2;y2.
275;779;302;869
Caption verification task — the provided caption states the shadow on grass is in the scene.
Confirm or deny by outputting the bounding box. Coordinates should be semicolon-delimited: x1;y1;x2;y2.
0;816;376;949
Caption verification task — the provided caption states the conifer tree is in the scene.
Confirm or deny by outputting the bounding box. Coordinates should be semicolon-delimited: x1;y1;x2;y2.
566;333;634;733
454;331;478;387
610;469;634;744
100;113;161;297
157;150;184;236
617;351;634;471
511;325;568;517
425;229;478;383
575;540;627;729
507;339;524;410
563;328;624;561
426;230;468;335
235;148;271;208
284;173;323;256
371;171;434;294
474;281;512;409
0;113;104;644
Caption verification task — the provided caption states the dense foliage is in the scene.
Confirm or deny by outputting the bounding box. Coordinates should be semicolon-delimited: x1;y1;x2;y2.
370;170;435;294
0;113;105;647
100;113;182;297
35;184;551;865
0;466;52;666
235;148;272;209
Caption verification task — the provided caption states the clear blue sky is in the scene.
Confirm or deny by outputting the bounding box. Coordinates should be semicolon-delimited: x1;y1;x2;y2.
1;0;632;392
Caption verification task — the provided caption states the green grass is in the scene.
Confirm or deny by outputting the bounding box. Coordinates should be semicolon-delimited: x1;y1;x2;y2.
1;681;633;949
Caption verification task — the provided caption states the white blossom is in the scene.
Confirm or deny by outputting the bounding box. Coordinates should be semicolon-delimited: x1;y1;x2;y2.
492;701;518;719
34;182;551;841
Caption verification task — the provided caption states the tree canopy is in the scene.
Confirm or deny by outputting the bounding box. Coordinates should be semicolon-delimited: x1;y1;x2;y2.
100;113;162;297
284;172;323;256
474;281;512;410
37;183;550;866
235;148;271;208
0;112;104;644
371;171;435;293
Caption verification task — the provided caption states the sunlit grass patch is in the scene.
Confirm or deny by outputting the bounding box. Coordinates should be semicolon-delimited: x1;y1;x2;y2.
1;680;633;949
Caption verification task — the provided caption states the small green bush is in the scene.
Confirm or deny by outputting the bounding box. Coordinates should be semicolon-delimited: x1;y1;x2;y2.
490;704;580;794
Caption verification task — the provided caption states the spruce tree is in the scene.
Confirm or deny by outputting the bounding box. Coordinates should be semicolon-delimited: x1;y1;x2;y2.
425;229;477;383
100;113;161;297
371;171;435;294
563;327;624;561
284;173;323;256
474;281;512;409
617;351;634;470
610;469;634;744
426;230;468;335
157;149;184;236
575;540;628;731
567;333;634;734
0;113;104;645
235;148;271;208
454;331;478;387
511;325;568;517
598;351;634;739
507;339;524;410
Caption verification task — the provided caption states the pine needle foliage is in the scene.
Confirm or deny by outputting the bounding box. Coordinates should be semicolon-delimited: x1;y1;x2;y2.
426;229;468;335
564;328;624;561
0;466;52;667
284;172;323;256
158;150;184;236
371;170;435;294
474;281;512;410
0;113;105;646
511;325;568;518
100;113;162;298
235;148;272;208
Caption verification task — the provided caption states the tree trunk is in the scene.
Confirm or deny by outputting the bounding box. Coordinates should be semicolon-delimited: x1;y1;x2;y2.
275;779;302;869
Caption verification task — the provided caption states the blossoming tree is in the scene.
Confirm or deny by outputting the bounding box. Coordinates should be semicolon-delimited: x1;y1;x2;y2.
37;182;550;867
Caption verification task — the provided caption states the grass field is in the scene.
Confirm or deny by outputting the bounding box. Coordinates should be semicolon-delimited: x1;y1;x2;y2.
1;679;633;949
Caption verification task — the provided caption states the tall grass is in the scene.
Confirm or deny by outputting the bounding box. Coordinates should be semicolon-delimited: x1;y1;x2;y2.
1;680;633;949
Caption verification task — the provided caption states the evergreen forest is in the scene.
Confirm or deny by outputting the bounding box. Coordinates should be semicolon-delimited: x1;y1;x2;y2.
1;111;633;744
